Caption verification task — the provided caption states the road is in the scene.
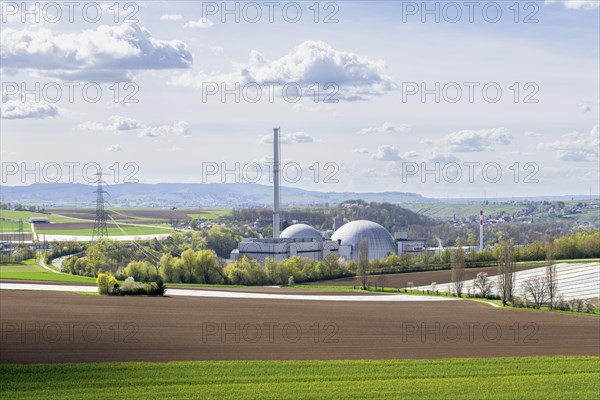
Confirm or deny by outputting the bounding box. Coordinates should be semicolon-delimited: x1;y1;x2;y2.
0;282;457;302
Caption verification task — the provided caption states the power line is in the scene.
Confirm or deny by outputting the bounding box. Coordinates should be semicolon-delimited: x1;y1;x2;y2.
92;173;109;242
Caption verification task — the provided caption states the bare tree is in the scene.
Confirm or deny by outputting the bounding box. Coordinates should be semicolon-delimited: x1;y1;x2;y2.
497;240;516;306
522;276;548;309
451;241;466;297
473;272;494;298
545;240;557;310
357;238;369;290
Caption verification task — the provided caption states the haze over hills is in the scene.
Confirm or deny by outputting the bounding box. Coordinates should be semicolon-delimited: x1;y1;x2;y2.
0;183;429;208
1;183;597;209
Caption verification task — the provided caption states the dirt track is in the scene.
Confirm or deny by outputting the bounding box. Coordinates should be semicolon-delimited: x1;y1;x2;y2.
1;291;598;364
0;280;379;296
311;265;543;288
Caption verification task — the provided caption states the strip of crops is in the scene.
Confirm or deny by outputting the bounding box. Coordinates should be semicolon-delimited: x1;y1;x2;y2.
1;356;598;399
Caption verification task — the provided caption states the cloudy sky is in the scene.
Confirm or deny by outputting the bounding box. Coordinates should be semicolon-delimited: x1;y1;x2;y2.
1;0;598;198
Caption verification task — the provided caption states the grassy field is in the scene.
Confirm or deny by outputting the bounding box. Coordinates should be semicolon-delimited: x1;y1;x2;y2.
0;356;597;399
0;210;82;223
34;225;172;237
0;260;96;283
0;220;31;233
187;209;232;220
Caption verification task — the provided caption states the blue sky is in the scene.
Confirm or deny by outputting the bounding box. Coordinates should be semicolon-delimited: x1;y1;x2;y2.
1;0;598;198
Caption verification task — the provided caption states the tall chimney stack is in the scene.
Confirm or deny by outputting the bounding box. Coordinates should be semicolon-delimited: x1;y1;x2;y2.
479;210;484;251
273;127;281;238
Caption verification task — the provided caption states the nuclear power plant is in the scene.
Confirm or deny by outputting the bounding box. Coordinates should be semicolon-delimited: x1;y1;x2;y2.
230;127;427;263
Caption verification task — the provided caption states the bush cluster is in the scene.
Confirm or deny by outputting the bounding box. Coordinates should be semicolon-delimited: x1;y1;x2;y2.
96;274;165;296
224;254;352;286
512;295;595;313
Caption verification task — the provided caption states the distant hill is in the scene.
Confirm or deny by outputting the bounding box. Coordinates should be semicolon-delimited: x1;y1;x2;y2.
0;183;431;208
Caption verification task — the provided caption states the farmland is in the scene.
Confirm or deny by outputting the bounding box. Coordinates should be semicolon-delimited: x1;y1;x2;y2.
308;264;546;288
33;223;172;237
1;271;599;399
1;290;598;363
0;260;96;283
49;208;231;223
0;208;231;239
0;210;80;223
400;199;600;225
1;357;598;400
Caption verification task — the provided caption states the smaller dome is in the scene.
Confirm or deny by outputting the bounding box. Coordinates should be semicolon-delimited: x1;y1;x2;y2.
280;223;323;241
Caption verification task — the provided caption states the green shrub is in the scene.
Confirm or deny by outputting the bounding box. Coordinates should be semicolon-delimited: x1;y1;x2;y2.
555;296;570;311
511;296;525;308
96;273;118;295
112;277;164;296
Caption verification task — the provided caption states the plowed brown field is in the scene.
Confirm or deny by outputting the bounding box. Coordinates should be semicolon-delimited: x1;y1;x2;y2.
1;291;598;364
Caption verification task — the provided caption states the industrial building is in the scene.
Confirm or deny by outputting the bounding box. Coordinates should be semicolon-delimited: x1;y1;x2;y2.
231;219;427;263
331;220;397;260
230;127;427;264
28;217;49;223
231;236;341;264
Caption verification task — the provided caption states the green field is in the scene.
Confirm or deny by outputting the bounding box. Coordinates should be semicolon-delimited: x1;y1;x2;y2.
0;220;31;233
187;209;232;220
1;356;597;399
0;260;96;283
34;226;173;237
0;210;82;223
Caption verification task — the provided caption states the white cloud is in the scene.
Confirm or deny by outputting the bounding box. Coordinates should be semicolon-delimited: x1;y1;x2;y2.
1;24;192;80
139;121;190;137
398;150;460;163
1;90;60;119
78;116;190;137
545;0;600;9
358;122;410;135
160;14;183;21
428;153;461;163
184;18;214;28
353;148;370;154
78;116;142;132
370;145;403;161
403;151;420;159
1;100;59;119
541;125;600;162
260;131;314;144
105;144;122;152
441;127;512;152
171;40;395;101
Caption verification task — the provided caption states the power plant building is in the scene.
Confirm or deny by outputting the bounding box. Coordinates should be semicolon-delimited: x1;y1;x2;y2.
230;127;427;263
232;219;427;263
330;220;397;260
231;236;342;264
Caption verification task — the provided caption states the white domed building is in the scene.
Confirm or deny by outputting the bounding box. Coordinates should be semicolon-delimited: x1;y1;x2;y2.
280;223;324;242
331;220;398;260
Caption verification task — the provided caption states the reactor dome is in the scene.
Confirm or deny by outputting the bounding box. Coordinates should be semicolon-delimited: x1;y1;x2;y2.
280;223;324;241
331;220;397;260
